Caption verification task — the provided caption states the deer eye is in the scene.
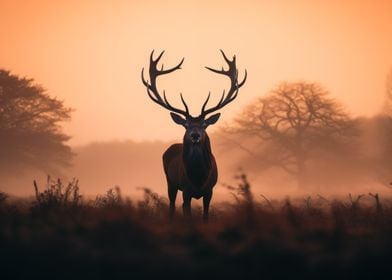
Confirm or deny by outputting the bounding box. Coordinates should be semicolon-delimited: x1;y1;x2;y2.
184;123;190;129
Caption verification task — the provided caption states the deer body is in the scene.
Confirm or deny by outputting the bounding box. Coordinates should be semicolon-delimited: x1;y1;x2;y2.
141;50;246;221
164;142;217;197
163;135;218;219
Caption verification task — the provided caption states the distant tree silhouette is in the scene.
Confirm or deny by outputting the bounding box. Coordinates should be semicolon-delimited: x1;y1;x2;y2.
0;69;73;176
372;69;392;185
382;68;392;115
226;81;356;188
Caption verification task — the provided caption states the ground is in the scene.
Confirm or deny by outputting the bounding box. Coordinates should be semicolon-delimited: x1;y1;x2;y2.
1;180;392;279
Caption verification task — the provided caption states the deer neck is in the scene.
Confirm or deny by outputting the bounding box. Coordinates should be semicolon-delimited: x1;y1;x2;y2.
182;134;213;185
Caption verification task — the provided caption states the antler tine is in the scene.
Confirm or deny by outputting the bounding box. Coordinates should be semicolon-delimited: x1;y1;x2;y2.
159;58;184;75
141;67;164;103
205;66;225;75
141;50;189;117
152;50;165;64
205;50;236;75
160;90;190;116
163;91;178;111
238;69;247;87
220;49;233;64
150;50;184;76
180;93;189;114
201;91;211;114
217;90;226;106
141;67;149;87
202;50;246;117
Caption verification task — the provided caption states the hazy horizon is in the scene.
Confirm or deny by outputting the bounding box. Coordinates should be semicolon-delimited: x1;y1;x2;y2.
3;129;392;200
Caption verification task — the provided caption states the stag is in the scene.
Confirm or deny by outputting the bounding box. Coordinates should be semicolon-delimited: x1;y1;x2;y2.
141;50;246;221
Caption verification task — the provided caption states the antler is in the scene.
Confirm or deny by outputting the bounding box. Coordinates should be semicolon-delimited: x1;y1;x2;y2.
201;50;247;117
141;50;189;117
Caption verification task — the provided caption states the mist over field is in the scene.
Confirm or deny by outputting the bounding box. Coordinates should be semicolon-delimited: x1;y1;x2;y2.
3;121;392;200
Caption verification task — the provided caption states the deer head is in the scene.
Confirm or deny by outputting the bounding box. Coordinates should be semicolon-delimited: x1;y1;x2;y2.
141;50;247;145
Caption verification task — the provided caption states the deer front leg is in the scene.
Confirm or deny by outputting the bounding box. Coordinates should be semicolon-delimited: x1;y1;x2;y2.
182;190;192;219
168;185;177;219
203;190;212;222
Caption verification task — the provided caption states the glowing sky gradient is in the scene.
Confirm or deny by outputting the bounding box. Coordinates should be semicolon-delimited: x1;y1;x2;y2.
1;0;391;145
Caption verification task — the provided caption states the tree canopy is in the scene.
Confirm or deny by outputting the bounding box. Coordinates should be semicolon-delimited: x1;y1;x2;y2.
0;69;73;175
227;81;357;187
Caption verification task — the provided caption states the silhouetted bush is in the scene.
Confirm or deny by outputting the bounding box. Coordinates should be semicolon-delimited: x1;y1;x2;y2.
94;186;124;208
32;176;81;210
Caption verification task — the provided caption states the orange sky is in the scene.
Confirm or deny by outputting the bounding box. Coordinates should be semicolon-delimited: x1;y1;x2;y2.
1;0;392;145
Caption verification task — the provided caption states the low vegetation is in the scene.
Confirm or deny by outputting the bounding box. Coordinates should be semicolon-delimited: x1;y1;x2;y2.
1;175;392;279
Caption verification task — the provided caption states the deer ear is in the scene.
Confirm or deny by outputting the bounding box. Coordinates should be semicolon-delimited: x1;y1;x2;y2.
170;113;186;126
204;113;221;127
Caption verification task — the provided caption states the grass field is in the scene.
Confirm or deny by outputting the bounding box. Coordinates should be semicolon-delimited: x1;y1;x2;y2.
1;176;392;279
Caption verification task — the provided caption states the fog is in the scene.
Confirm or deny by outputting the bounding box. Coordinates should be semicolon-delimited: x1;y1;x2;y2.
3;117;392;201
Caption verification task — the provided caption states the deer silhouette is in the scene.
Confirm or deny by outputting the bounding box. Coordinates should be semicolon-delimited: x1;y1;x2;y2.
141;50;246;221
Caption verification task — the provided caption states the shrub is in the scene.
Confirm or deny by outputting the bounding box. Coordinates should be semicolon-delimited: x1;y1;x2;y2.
94;186;124;208
32;176;82;210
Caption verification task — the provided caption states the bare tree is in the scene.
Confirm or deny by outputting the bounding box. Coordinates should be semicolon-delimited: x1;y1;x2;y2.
225;81;356;188
0;69;73;176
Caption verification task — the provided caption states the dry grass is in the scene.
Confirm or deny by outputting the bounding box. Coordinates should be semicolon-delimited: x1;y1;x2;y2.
1;175;392;279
